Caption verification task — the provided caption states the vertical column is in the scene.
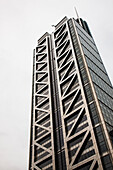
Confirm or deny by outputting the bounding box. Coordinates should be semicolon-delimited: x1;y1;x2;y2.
49;34;67;170
30;33;55;170
29;49;35;170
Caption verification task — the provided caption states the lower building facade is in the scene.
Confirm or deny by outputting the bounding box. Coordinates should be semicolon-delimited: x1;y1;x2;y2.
29;16;113;170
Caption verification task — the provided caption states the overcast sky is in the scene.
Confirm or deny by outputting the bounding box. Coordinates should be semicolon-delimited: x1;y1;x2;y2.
0;0;113;169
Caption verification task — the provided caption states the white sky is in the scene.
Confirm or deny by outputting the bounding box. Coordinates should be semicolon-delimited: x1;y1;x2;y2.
0;0;113;169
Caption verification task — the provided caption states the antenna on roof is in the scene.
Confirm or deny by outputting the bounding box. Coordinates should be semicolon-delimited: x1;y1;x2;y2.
74;7;82;27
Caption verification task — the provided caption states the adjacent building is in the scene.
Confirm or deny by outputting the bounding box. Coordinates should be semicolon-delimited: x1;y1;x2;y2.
29;16;113;170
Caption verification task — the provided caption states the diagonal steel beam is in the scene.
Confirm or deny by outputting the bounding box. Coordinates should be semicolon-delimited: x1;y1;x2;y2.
36;84;48;94
36;97;49;108
67;128;88;142
60;72;75;86
67;107;84;138
55;31;67;46
35;131;51;143
70;130;90;166
60;60;73;82
65;88;80;115
34;154;52;166
36;53;47;62
34;142;52;154
71;155;95;169
63;73;77;97
56;24;66;38
35;123;51;132
36;72;48;82
34;165;41;170
37;63;47;71
57;31;68;46
64;103;84;119
89;159;97;170
35;107;49;113
58;40;70;57
35;113;50;124
59;50;71;69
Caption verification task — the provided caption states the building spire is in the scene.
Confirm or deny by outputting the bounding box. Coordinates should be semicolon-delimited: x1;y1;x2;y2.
74;7;82;26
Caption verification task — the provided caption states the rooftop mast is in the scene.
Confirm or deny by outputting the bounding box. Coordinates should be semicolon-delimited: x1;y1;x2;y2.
74;7;82;26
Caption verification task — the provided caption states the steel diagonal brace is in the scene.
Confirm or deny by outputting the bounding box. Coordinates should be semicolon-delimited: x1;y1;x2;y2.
58;40;69;57
57;49;70;61
61;60;73;82
55;31;66;46
36;61;47;64
36;84;48;94
36;53;47;62
62;86;80;104
36;113;50;124
37;45;46;53
57;31;68;46
55;32;64;44
59;50;71;69
89;159;97;170
64;103;84;119
36;71;47;74
34;165;41;170
65;88;80;115
60;72;75;86
70;130;90;166
34;154;52;166
71;155;95;170
56;24;66;38
37;63;47;71
34;142;52;154
67;128;88;142
37;72;48;82
35;123;51;132
35;107;49;113
63;73;77;97
35;97;47;106
36;97;49;108
35;94;48;98
67;107;84;138
58;58;73;72
35;132;50;143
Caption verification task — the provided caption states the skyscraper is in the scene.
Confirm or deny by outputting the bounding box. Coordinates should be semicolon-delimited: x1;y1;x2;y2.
29;16;113;170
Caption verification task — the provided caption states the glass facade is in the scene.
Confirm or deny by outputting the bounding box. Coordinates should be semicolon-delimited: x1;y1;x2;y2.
74;20;113;130
68;18;113;169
